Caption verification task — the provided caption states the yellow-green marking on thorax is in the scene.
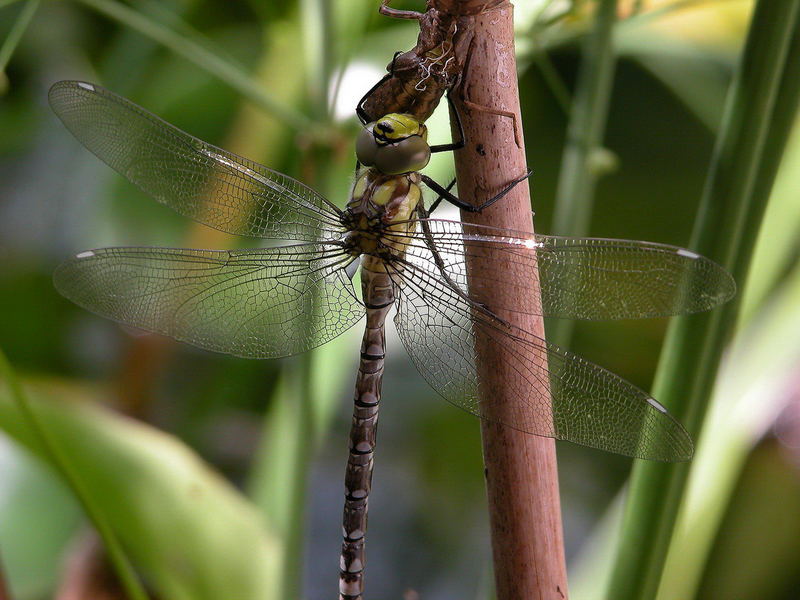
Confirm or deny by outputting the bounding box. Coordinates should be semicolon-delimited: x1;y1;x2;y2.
345;169;422;261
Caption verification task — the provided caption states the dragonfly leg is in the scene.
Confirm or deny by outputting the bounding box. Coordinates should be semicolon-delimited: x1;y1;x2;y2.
413;204;510;327
429;91;466;154
456;36;522;148
461;98;522;148
356;51;406;124
357;70;394;125
421;169;532;213
378;0;424;20
424;177;457;214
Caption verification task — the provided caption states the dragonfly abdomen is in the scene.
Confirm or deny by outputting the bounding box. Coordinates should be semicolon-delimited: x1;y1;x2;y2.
340;268;394;600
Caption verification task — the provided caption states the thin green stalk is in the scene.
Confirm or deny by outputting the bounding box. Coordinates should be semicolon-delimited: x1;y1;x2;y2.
73;0;312;131
548;0;617;348
248;370;313;600
0;0;39;74
261;133;346;597
247;165;354;598
551;0;617;236
0;349;149;600
247;318;356;600
604;2;800;599
329;0;375;122
300;0;332;120
256;3;354;580
530;43;572;117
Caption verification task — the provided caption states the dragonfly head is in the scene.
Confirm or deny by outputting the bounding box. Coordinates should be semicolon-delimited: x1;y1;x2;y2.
356;113;431;176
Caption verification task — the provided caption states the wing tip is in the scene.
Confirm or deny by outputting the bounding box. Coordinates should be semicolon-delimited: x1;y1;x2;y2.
642;406;694;462
694;252;737;306
720;269;738;303
663;428;694;462
52;249;98;296
52;257;75;297
49;79;95;93
48;80;101;115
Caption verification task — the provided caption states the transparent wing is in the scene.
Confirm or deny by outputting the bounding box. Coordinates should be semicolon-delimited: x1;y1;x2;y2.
389;244;693;461
48;80;345;242
385;219;735;320
54;244;363;359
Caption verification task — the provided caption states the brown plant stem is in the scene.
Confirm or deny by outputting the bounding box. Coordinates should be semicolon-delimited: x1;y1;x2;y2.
443;1;569;598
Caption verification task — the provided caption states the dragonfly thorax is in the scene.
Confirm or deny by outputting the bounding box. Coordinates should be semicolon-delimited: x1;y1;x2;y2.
343;169;421;259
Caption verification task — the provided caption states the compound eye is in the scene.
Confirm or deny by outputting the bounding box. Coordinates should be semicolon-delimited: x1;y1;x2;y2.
375;135;431;175
355;124;378;166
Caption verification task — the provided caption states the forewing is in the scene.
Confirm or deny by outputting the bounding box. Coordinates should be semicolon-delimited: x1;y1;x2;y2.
390;248;693;461
387;219;735;320
54;245;363;359
49;81;344;242
535;233;735;318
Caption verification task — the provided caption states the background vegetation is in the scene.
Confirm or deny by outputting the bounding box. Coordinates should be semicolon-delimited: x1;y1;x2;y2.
1;0;799;599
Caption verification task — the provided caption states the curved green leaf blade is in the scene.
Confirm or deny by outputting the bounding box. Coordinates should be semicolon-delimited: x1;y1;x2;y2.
0;379;282;600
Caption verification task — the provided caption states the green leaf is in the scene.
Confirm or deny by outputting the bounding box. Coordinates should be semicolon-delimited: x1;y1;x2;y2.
548;0;618;348
0;0;40;88
0;442;81;600
0;377;282;600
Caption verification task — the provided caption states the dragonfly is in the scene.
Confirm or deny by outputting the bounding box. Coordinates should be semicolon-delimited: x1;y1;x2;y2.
49;80;734;600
